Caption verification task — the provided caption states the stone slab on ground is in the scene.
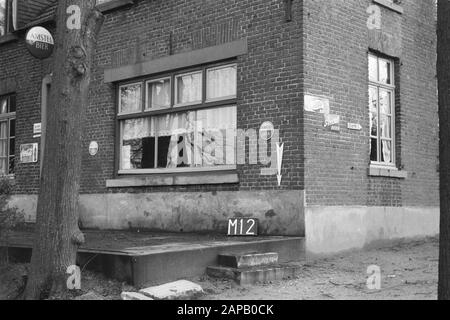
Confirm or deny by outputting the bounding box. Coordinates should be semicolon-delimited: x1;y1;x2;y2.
218;252;279;268
139;280;204;300
121;292;153;300
207;264;302;286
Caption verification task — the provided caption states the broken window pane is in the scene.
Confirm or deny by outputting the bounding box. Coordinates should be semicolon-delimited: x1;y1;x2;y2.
121;117;154;170
370;138;378;162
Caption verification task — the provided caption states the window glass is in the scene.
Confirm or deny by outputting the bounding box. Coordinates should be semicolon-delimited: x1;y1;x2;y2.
368;55;378;82
119;83;142;114
0;121;7;174
146;78;171;110
0;0;6;37
207;65;237;101
379;90;392;114
379;59;392;85
381;140;392;163
0;97;7;114
197;106;237;166
368;55;395;165
369;87;378;138
175;72;202;105
121;117;155;170
120;106;237;170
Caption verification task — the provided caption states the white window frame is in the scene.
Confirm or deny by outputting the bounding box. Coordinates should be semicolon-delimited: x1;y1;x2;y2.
174;70;203;107
369;53;396;168
205;64;238;103
145;77;171;111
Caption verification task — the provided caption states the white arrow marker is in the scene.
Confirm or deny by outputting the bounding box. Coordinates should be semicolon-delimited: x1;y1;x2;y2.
276;143;284;187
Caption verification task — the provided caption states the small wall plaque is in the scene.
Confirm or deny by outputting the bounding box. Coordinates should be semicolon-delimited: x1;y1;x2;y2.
20;143;38;163
347;123;362;131
89;141;99;156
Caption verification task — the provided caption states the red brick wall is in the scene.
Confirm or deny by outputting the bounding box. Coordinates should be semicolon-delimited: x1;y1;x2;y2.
1;0;304;195
0;38;53;194
303;0;439;207
82;0;304;194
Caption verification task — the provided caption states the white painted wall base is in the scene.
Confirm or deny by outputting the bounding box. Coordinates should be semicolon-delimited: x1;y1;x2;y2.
305;206;439;255
8;195;439;255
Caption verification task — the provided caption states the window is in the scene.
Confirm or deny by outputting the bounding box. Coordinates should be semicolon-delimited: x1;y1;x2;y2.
368;54;395;166
0;0;16;37
0;94;16;175
118;63;237;174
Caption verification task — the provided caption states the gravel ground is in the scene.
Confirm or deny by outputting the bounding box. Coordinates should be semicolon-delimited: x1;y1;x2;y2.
197;237;439;300
0;237;439;300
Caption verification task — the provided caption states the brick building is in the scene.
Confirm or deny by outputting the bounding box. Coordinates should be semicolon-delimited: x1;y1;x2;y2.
0;0;439;254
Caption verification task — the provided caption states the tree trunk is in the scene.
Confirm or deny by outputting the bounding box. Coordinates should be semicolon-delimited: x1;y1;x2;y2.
23;0;103;300
438;0;450;301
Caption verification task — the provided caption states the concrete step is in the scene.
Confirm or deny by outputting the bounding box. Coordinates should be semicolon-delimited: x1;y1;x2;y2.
218;252;279;269
206;264;302;286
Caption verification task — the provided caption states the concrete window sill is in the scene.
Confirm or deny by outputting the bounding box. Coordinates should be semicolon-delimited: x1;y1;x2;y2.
369;166;407;179
106;171;239;188
373;0;404;14
97;0;136;13
0;34;18;46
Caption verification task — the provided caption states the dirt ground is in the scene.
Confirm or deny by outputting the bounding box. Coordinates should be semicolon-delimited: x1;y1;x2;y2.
197;237;439;300
0;237;439;300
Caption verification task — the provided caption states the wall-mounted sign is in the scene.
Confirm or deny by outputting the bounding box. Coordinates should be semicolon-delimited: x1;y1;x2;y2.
33;123;42;138
25;27;54;59
259;121;275;140
20;143;38;163
228;218;259;236
324;114;340;132
89;141;99;156
347;123;362;131
304;95;330;114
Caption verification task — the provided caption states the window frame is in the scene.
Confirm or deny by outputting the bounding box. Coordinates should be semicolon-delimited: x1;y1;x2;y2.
0;0;9;37
368;53;396;168
0;94;16;177
115;61;238;176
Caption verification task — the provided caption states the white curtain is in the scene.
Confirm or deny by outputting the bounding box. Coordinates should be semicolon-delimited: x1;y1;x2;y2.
207;66;237;100
196;106;236;166
382;141;392;163
156;112;196;168
177;73;202;104
149;80;170;109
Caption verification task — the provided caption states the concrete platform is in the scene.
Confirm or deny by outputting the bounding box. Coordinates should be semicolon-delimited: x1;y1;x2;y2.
0;229;305;287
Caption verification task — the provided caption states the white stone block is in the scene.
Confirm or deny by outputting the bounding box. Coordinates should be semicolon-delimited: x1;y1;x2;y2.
121;292;154;300
139;280;203;300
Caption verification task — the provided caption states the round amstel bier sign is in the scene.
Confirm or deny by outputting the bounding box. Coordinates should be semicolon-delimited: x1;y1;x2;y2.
25;27;54;59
